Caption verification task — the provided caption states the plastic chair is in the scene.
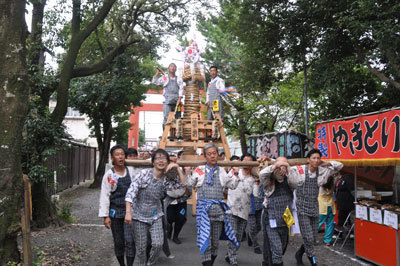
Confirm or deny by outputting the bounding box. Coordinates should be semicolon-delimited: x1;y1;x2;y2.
332;210;354;249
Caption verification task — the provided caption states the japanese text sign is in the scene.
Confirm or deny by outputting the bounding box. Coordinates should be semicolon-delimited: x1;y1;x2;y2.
383;210;398;230
356;205;368;220
369;208;383;224
315;109;400;165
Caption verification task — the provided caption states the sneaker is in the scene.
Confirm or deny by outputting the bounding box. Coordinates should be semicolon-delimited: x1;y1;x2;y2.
254;247;262;254
167;254;175;259
307;255;317;266
295;245;305;265
343;225;352;231
172;237;182;244
335;225;346;232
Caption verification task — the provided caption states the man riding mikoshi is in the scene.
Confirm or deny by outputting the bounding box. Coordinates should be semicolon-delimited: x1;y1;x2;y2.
206;66;225;120
152;63;185;129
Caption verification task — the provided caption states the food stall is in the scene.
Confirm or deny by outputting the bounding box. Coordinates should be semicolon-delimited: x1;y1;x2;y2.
315;107;400;266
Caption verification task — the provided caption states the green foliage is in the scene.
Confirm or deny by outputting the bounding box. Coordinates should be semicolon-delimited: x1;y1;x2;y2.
197;1;305;142
308;60;392;121
21;97;68;183
138;129;146;148
198;0;400;144
113;113;131;147
42;0;71;51
33;247;47;266
75;0;190;67
57;202;74;224
299;0;400;127
7;247;47;266
70;51;153;148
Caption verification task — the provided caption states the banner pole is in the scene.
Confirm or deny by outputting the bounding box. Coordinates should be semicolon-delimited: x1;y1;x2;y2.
354;166;357;201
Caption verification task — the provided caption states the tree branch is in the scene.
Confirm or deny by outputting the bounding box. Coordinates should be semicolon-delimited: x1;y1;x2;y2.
71;40;140;78
29;0;46;69
78;0;117;42
51;0;117;126
270;110;280;132
367;65;400;90
71;0;81;35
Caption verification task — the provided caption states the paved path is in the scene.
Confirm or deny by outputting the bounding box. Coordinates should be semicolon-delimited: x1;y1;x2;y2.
31;184;372;266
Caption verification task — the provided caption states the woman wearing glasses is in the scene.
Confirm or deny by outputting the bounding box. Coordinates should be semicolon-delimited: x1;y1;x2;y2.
124;149;187;266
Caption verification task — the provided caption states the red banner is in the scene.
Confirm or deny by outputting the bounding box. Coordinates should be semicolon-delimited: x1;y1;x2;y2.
315;109;400;165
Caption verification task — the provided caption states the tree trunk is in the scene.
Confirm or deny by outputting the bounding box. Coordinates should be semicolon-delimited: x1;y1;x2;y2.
31;182;61;228
29;0;46;73
90;120;113;188
27;0;60;228
0;0;29;263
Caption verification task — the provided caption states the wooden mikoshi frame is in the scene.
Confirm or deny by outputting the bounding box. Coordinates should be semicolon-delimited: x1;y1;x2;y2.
159;112;232;160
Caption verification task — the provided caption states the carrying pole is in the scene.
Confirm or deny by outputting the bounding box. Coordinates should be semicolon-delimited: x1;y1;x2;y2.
126;158;308;168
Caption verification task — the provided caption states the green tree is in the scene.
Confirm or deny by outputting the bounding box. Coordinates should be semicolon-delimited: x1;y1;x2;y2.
21;99;68;227
138;128;146;148
70;53;154;188
303;0;400;124
197;1;304;152
305;0;400;90
113;113;131;147
25;0;189;227
199;0;400;144
0;0;29;263
255;0;400;121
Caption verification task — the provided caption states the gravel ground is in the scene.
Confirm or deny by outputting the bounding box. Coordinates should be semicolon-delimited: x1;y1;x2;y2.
27;181;117;266
26;182;373;266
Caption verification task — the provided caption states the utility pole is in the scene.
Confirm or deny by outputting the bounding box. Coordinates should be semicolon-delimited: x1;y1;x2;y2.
304;58;309;137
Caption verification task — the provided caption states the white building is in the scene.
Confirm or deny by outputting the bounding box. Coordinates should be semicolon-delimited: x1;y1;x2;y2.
49;99;98;147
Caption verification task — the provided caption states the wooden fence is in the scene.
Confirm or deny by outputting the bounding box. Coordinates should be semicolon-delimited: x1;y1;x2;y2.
45;140;97;194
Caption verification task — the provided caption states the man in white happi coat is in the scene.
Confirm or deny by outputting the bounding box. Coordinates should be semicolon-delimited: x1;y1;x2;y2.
289;149;343;266
188;142;240;266
225;154;259;266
